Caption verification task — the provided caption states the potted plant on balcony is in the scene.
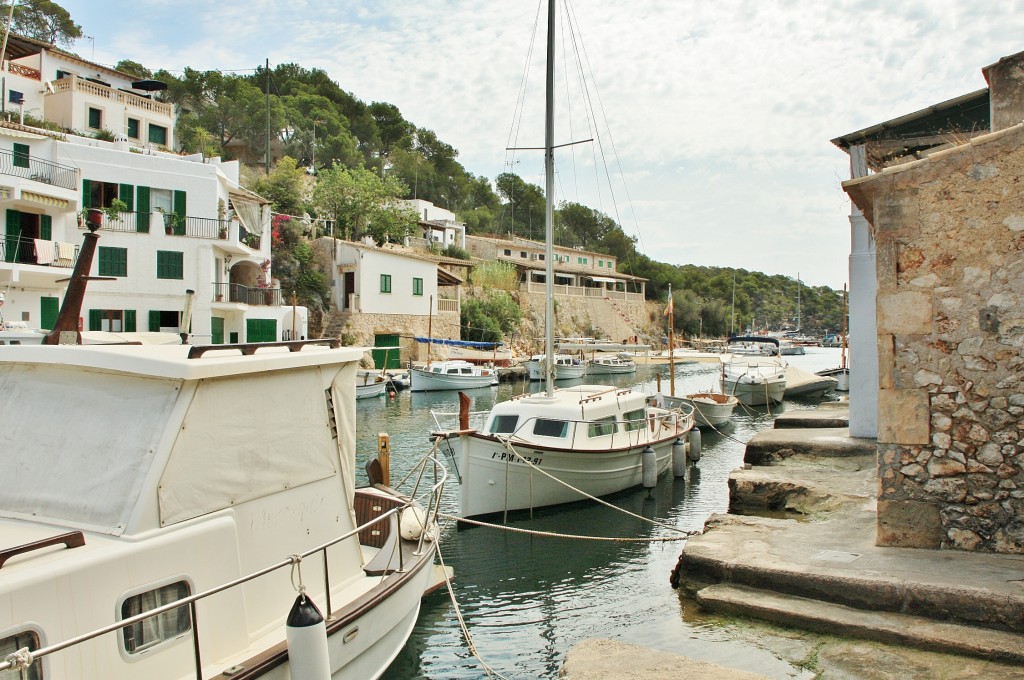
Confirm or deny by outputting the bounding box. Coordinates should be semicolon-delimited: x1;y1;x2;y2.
103;198;128;226
218;225;227;239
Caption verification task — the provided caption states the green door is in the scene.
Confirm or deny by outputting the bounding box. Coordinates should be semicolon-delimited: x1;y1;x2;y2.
372;334;400;369
211;316;224;344
246;318;277;343
40;297;59;329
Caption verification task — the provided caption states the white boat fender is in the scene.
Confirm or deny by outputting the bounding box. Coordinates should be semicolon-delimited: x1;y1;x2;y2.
400;504;428;540
285;593;331;680
688;429;702;462
672;439;688;478
641;446;657;489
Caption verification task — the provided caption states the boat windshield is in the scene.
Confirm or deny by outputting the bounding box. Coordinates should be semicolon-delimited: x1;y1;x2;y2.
587;416;617;438
533;419;568;438
624;408;645;431
489;414;519;434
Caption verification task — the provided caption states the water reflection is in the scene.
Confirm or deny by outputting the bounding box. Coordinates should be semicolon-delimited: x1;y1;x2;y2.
372;348;843;679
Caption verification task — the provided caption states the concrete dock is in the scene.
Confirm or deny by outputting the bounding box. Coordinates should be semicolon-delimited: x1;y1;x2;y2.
563;404;1024;678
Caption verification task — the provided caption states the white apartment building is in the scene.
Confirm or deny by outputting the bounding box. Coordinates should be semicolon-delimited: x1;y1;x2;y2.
0;35;304;344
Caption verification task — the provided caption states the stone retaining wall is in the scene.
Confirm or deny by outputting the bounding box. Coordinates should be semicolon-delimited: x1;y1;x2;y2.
846;123;1024;554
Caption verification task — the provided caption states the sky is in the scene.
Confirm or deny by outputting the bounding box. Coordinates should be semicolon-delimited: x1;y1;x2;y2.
56;0;1024;290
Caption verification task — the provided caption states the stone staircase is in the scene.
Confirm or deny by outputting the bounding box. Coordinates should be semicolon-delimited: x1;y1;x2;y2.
672;408;1024;665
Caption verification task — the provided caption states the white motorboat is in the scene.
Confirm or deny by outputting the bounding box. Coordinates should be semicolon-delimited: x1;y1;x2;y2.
432;385;694;518
0;339;445;679
585;355;637;375
817;366;850;392
721;336;787;406
522;354;586;381
410;359;497;391
666;392;739;428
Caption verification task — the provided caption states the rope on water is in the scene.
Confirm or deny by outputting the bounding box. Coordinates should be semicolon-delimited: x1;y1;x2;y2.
440;513;699;541
497;437;693;535
436;543;510;680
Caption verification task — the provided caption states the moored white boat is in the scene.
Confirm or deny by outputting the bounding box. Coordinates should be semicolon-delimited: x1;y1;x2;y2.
585;355;637;375
356;374;389;398
522;354;586;381
409;359;498;391
665;391;739;428
721;336;787;406
0;339;445;679
432;385;694;518
784;364;838;399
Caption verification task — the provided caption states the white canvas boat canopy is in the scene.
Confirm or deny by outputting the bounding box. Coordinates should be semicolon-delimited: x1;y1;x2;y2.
0;344;364;535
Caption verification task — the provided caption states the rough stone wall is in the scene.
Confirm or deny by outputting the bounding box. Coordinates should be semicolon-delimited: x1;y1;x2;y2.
846;124;1024;554
328;311;459;365
515;291;660;354
985;50;1024;133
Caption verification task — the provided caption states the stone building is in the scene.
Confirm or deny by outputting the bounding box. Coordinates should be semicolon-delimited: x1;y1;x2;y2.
841;50;1024;554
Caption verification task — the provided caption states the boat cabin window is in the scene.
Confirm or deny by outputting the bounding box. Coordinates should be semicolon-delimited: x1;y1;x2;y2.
624;409;645;432
489;414;519;434
0;630;41;679
588;416;617;438
446;368;458;374
533;418;568;438
121;581;192;654
431;367;442;373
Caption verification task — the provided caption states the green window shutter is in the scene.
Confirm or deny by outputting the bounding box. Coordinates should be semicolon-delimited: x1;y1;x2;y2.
380;274;391;293
82;179;92;209
156;250;183;280
5;209;19;262
98;246;127;277
88;309;101;331
118;183;134;212
148;310;160;332
12;143;29;168
40;297;58;329
172;190;186;234
135;186;150;232
40;214;51;240
124;310;136;332
413;277;423;296
127;118;139;139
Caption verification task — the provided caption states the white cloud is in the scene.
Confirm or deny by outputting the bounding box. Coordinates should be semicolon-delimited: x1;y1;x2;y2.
59;0;1024;287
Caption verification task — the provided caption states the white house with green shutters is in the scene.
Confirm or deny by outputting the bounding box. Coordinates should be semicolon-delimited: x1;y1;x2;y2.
0;120;305;344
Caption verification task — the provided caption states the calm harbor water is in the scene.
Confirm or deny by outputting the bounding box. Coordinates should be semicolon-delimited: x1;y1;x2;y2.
361;348;845;679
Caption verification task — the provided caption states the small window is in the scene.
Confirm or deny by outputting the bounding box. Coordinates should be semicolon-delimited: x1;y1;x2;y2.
148;124;167;145
598;260;603;267
538;254;544;260
624;409;645;432
0;630;41;680
588;416;617;438
88;106;102;129
380;274;392;293
489;414;519;434
98;246;128;277
121;581;192;654
533;418;568;438
89;309;132;332
412;277;423;296
520;251;527;258
8;89;23;104
503;249;511;256
12;142;29;169
156;250;184;280
88;180;120;209
127;117;140;139
56;69;71;80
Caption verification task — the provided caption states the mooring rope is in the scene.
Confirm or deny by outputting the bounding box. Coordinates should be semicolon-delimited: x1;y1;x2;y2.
440;512;699;541
436;543;511;680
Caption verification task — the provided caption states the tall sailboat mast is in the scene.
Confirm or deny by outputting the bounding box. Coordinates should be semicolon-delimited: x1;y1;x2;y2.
543;0;556;396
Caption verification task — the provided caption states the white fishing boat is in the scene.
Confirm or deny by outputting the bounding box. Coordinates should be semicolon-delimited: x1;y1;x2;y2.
721;336;787;406
784;364;838;399
668;392;739;428
410;359;497;392
585;355;637;375
432;0;695;519
432;385;694;518
522;353;586;381
0;338;445;680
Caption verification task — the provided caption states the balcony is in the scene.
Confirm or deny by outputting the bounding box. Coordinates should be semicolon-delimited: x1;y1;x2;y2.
212;282;283;306
436;297;460;314
1;233;78;267
50;74;174;118
0;148;78;191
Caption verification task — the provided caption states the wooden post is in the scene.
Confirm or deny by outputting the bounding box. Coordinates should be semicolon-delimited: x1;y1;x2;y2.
377;433;390;487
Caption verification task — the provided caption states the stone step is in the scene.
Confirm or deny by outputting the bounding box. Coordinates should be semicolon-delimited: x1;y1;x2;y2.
695;583;1024;664
774;407;849;428
744;427;875;465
